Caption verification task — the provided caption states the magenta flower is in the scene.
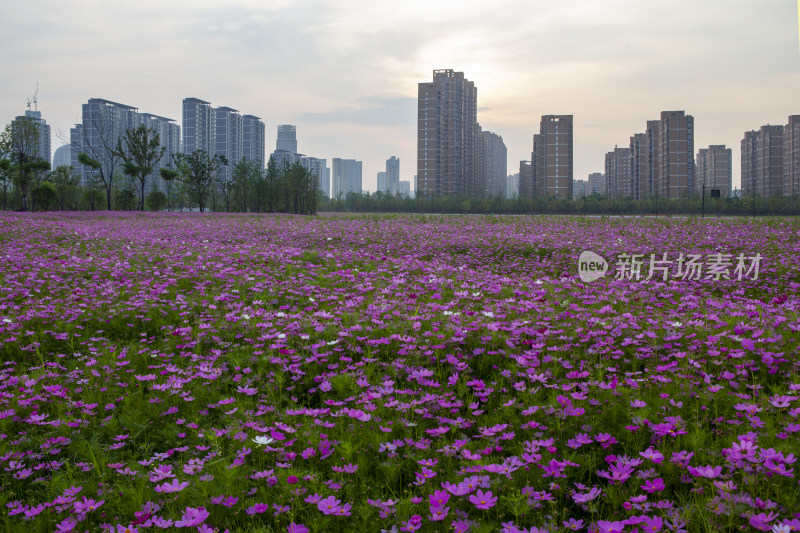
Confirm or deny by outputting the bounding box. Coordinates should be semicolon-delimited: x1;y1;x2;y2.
246;503;270;515
55;517;77;533
640;478;665;493
428;489;450;507
572;487;602;503
639;515;663;532
562;518;585;530
174;506;209;527
74;497;105;514
597;520;627;533
428;505;449;521
154;478;189;493
317;496;342;515
687;465;722;479
287;523;310;533
469;489;497;509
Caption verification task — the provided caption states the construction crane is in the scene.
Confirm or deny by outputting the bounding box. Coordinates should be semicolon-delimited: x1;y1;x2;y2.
26;82;39;111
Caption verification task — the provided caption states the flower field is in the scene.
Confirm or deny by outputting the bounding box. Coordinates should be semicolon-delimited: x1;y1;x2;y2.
1;212;799;533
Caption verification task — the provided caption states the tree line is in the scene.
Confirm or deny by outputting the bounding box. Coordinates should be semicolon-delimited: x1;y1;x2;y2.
3;117;799;217
0;120;320;215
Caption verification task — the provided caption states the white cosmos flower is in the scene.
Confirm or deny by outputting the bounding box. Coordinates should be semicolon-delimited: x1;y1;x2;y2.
253;436;275;446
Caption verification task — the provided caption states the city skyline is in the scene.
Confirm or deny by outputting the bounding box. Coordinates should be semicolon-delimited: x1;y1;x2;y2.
1;0;798;191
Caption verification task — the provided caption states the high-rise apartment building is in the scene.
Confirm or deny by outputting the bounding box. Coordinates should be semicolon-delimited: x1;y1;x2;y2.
519;161;533;198
588;172;605;196
276;125;297;153
605;147;631;199
528;115;573;199
695;145;732;197
71;98;181;192
386;156;400;194
756;125;784;197
297;156;327;196
71;99;139;187
377;171;387;193
741;130;759;196
12;109;51;164
645;120;661;197
630;133;648;199
482;131;508;198
182;98;215;154
657;111;694;198
417;69;479;197
140;113;181;194
242;115;265;168
784;115;800;196
573;179;589;199
331;158;362;198
506;173;519;199
215;106;242;185
742;125;784;197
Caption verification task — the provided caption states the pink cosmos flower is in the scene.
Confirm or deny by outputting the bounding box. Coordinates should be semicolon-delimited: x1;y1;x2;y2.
640;478;666;493
74;497;105;514
317;496;342;515
428;489;450;507
687;465;722;479
572;487;602;503
428;505;449;521
597;520;626;533
287;523;310;533
154;478;189;493
174;506;209;527
469;489;497;509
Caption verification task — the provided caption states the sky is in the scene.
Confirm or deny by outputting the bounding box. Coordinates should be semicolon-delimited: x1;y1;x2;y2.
1;0;799;192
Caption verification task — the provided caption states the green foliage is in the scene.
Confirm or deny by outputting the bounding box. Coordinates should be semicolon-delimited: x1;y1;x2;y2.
31;181;57;211
173;149;227;212
114;125;166;211
114;185;137;211
145;189;167;211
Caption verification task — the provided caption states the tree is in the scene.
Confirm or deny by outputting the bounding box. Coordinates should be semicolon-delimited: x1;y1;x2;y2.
0;159;10;211
0;125;11;210
72;112;124;210
114;125;165;211
8;116;48;211
172;150;227;212
145;190;167;212
159;167;179;211
231;158;261;212
32;181;57;211
78;153;102;211
49;165;79;211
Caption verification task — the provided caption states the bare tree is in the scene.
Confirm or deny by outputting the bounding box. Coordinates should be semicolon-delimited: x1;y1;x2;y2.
61;113;123;210
113;125;165;211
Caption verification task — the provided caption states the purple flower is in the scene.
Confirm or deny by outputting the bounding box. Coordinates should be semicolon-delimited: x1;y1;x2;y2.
572;487;602;504
428;505;449;521
687;465;722;479
154;478;189;493
74;497;105;514
597;521;627;533
287;523;310;533
317;496;342;515
562;518;585;530
174;506;209;527
469;489;497;509
640;478;665;493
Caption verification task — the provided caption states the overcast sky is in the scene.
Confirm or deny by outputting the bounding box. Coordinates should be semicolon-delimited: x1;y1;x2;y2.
1;0;798;191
